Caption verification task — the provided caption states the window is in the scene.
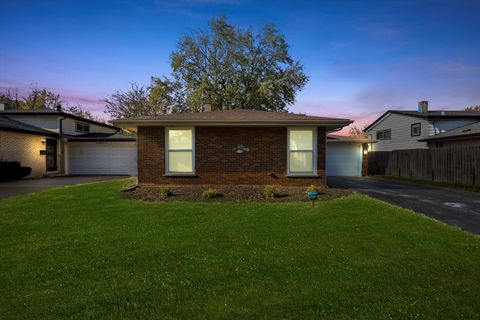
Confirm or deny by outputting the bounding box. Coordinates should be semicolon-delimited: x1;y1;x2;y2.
166;128;194;174
75;122;90;133
411;123;421;137
376;129;391;140
288;128;316;175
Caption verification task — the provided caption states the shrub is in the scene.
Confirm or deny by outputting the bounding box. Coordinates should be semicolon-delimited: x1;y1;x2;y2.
160;187;174;197
264;185;280;199
203;188;220;199
306;185;319;193
0;161;32;181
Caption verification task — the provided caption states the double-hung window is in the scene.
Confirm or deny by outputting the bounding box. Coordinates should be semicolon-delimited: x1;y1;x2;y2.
75;122;90;133
376;129;391;140
166;128;194;174
288;128;317;175
411;123;421;137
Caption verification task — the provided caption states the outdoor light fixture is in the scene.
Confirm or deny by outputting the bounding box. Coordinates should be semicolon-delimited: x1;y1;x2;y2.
363;143;369;155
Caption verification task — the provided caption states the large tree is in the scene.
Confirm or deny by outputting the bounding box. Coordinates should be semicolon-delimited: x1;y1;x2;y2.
104;16;308;118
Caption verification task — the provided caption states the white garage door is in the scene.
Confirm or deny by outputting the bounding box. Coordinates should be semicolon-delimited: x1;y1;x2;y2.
67;141;137;175
326;142;362;176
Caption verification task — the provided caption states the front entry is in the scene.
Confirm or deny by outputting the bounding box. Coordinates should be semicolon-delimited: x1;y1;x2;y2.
46;139;57;172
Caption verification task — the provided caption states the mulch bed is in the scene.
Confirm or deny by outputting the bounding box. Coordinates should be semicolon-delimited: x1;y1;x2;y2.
122;184;352;202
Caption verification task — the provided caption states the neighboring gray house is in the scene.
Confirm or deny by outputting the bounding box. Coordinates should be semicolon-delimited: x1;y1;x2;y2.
364;101;480;151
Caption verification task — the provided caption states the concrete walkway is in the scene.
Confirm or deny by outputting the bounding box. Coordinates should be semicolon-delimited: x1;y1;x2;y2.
0;176;128;200
328;176;480;234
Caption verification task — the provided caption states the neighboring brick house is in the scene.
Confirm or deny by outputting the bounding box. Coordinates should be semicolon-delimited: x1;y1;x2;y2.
0;116;59;178
419;122;480;148
113;109;352;186
0;107;136;178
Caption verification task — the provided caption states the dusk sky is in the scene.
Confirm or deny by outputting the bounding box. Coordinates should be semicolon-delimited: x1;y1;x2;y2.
1;0;480;132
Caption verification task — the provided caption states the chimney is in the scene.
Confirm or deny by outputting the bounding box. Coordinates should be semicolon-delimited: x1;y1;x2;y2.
418;101;428;113
203;104;212;112
56;104;62;111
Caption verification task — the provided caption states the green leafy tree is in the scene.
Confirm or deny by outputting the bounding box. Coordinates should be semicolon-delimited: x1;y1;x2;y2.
21;88;62;109
104;83;152;119
104;16;308;118
0;88;22;109
63;105;104;123
465;105;480;112
0;87;99;122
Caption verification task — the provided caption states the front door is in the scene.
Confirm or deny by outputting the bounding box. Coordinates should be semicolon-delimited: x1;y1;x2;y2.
46;139;57;172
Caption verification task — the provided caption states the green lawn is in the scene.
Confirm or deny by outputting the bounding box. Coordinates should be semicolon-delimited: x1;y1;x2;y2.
0;180;479;320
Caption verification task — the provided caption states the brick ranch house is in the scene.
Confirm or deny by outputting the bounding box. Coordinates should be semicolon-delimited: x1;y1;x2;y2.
113;109;352;186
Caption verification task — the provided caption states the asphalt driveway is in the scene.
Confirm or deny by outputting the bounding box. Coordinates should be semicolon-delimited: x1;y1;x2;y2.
0;176;128;200
328;177;480;234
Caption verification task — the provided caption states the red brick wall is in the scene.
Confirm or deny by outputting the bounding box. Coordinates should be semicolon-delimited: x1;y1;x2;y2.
137;126;326;186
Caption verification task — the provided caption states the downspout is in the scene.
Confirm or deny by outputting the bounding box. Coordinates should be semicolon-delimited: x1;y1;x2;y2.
59;115;67;175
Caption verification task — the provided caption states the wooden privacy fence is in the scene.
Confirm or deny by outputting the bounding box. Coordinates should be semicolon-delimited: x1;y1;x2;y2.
385;146;480;186
367;151;391;175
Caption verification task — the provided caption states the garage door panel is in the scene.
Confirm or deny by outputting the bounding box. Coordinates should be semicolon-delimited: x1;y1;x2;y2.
326;142;362;176
67;142;137;175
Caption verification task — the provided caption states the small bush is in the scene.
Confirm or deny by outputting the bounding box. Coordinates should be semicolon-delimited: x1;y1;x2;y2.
264;185;280;199
0;161;32;181
306;184;319;193
160;187;174;197
203;188;220;199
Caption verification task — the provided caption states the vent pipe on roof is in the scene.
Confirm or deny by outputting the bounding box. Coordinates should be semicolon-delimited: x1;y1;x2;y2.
203;104;212;112
418;101;428;113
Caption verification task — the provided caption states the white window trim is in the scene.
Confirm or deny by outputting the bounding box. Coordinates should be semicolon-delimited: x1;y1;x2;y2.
164;127;196;176
287;127;318;177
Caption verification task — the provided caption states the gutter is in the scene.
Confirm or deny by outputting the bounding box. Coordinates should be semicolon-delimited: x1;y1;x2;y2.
59;115;67;135
112;119;353;127
418;133;480;142
0;126;58;137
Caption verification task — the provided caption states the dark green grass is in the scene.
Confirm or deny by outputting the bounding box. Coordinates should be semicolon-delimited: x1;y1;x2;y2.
0;179;479;319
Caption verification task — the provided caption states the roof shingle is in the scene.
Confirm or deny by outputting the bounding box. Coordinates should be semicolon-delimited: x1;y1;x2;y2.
113;109;353;132
364;110;480;132
117;109;350;122
0;116;58;137
419;122;480;142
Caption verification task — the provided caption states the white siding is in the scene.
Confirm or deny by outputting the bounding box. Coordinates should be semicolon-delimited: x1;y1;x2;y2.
366;113;434;151
8;115;60;133
66;141;137;175
62;118;117;135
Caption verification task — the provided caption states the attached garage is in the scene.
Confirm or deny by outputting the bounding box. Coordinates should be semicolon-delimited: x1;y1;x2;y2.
66;140;137;176
326;135;371;177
